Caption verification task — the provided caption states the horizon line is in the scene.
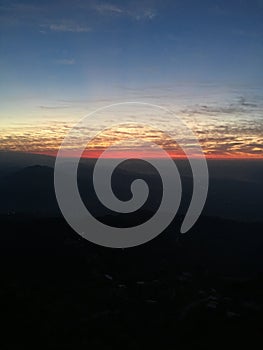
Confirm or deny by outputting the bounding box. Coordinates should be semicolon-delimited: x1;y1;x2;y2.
1;150;262;160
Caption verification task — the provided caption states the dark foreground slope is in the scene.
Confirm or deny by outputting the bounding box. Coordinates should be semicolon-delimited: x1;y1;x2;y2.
0;214;263;349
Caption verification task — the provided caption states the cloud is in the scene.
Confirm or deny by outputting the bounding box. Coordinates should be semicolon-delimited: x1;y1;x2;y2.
182;98;258;117
1;115;263;158
95;3;123;15
48;22;91;33
0;2;45;14
93;2;156;21
1;1;156;32
39;105;70;110
133;9;156;21
54;58;75;65
0;2;47;27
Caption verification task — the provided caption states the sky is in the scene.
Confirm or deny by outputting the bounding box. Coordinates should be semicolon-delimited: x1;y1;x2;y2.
0;0;263;158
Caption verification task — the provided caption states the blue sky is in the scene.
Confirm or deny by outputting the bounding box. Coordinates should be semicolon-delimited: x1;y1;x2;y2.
0;0;263;157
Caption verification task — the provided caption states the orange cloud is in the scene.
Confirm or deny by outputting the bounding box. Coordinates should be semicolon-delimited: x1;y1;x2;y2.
0;121;262;159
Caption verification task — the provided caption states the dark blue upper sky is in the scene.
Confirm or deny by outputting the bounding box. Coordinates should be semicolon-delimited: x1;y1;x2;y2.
1;0;263;95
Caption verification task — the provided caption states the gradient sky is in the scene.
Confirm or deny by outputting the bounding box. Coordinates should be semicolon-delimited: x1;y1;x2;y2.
0;0;263;158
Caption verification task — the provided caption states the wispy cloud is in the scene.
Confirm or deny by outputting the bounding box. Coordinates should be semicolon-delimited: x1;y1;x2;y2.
39;105;70;110
133;9;156;21
0;2;46;14
93;2;156;21
95;3;123;15
0;2;47;27
54;58;75;65
48;22;91;33
0;1;156;30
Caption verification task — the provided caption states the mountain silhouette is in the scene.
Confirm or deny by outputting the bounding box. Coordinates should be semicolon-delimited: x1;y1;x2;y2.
0;165;58;215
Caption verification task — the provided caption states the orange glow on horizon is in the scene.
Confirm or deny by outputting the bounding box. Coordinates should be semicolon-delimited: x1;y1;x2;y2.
33;149;263;160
